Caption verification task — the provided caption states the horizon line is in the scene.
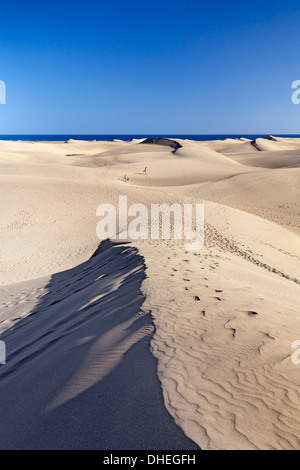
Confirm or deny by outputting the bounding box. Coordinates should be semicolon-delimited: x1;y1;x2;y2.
0;133;299;136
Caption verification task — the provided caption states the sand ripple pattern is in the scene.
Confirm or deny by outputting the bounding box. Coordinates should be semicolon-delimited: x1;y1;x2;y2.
138;221;300;449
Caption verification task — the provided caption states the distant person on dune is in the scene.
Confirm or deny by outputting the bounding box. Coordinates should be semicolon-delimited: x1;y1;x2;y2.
123;174;129;182
143;166;148;174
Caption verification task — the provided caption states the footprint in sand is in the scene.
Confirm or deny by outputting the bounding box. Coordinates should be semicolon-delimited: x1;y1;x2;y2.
248;311;259;317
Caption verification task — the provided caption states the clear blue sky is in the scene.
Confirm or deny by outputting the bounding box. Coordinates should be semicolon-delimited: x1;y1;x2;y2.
0;0;299;134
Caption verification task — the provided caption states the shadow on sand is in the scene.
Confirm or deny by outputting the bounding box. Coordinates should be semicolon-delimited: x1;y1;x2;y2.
0;240;199;450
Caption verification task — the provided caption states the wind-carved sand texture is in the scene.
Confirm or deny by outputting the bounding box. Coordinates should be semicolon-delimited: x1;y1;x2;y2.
0;136;299;449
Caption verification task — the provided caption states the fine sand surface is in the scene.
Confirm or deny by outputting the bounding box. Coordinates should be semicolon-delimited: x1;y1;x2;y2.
0;136;299;449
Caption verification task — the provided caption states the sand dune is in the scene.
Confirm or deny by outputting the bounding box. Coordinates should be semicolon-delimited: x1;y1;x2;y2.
0;240;198;449
140;137;182;152
183;168;300;235
252;137;300;152
220;149;300;169
0;136;299;449
139;203;300;449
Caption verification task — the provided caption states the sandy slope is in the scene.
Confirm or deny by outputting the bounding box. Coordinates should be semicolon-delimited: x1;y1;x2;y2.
138;203;300;449
0;241;197;449
0;136;299;449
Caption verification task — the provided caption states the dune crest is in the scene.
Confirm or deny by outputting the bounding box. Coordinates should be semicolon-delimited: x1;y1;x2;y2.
140;137;182;153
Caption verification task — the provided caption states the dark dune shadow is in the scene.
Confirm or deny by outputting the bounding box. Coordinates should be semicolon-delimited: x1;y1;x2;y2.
0;240;199;450
140;137;182;154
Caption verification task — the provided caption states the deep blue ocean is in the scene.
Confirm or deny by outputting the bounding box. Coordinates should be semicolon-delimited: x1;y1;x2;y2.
0;134;300;142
